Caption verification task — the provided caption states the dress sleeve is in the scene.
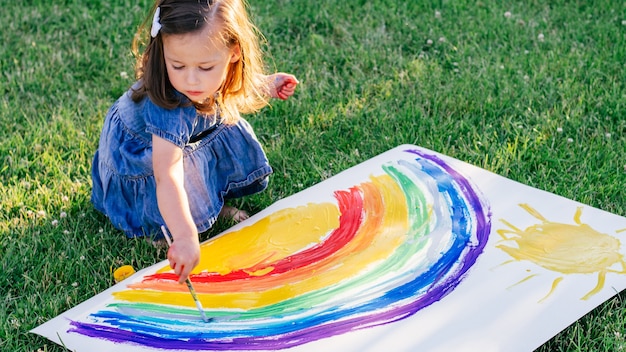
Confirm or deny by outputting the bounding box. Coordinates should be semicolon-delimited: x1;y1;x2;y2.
143;99;196;148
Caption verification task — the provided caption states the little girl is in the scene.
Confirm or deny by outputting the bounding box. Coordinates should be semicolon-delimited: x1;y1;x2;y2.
91;0;298;283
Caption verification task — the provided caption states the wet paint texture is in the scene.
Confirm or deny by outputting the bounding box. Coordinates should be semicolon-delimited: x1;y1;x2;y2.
69;150;491;350
498;204;626;300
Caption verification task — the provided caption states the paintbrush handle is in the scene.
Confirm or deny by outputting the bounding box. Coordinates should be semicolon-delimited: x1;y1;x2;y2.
160;226;210;322
185;279;200;300
161;225;174;246
185;279;210;322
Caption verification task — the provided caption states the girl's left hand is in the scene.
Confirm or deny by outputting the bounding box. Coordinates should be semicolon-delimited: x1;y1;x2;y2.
269;73;299;100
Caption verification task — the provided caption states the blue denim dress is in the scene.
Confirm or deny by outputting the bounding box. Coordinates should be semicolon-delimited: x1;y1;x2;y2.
91;86;272;238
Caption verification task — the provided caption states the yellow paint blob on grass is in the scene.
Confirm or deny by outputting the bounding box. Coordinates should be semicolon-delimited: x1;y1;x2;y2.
113;265;136;283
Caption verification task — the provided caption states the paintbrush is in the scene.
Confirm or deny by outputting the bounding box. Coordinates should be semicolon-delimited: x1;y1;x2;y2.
160;225;211;323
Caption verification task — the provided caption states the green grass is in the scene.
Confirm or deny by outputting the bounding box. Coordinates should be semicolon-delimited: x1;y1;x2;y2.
1;0;625;350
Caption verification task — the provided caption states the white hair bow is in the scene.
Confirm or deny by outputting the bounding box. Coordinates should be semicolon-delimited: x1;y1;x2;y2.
150;7;162;38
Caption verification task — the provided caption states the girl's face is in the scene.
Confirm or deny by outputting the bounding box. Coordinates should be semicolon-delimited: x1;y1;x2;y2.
162;24;240;104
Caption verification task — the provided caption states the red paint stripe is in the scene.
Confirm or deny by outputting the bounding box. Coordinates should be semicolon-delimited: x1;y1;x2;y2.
143;187;364;284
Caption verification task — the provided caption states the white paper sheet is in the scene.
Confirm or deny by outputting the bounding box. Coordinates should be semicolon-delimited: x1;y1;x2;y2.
32;144;626;352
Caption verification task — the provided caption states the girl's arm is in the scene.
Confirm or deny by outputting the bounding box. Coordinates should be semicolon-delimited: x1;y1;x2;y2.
153;134;200;284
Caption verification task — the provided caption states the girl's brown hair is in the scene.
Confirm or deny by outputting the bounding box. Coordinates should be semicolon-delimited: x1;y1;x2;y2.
131;0;269;124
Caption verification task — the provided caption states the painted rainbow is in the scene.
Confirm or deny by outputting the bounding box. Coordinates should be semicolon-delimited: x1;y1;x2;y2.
69;148;491;350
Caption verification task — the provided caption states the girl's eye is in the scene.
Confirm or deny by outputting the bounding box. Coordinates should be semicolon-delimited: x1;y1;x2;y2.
200;66;214;72
172;66;184;70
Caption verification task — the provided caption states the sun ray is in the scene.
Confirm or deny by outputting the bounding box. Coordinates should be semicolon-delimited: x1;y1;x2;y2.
506;274;539;290
538;277;563;303
582;271;607;301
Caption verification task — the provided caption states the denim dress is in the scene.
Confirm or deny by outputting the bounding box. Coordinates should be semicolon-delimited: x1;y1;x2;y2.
91;86;273;238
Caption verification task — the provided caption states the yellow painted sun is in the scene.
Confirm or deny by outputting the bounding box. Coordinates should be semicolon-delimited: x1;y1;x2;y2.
497;203;626;301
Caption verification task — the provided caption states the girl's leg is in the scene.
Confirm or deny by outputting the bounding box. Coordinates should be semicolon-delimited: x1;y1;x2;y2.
219;205;249;222
219;176;269;222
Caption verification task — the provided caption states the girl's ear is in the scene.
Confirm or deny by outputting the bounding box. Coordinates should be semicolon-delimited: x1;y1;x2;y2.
230;44;241;63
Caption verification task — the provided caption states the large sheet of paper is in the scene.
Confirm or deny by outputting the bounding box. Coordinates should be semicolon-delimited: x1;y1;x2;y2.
32;145;626;352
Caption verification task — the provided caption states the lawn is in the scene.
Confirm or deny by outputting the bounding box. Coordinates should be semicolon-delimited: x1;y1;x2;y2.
1;0;625;351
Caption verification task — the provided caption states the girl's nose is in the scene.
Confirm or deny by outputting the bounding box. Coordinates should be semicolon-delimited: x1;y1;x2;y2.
186;70;200;85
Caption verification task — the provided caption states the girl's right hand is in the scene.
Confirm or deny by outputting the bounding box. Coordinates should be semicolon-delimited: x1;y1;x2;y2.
166;234;200;284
